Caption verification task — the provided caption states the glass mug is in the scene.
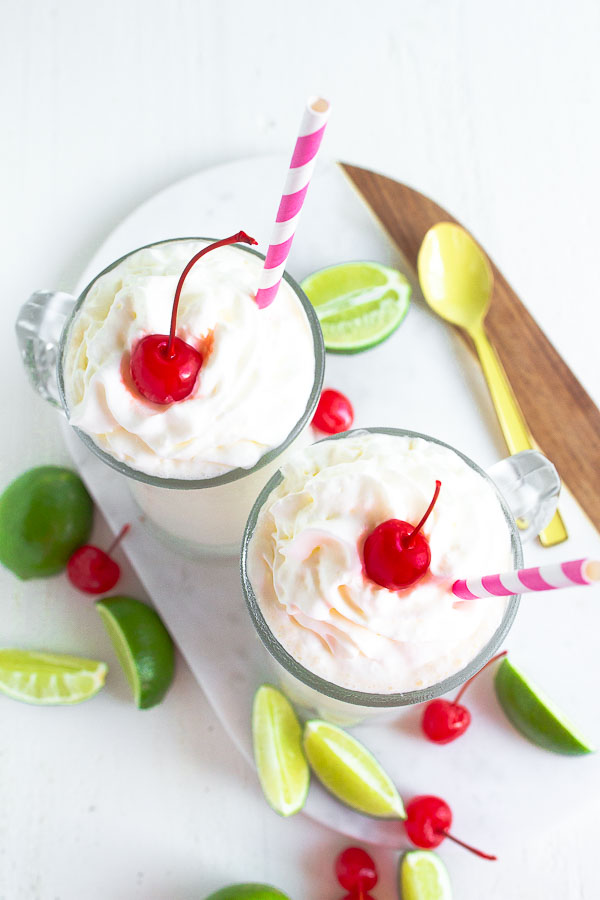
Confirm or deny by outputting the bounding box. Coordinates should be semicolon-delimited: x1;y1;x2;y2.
16;238;325;557
241;427;561;725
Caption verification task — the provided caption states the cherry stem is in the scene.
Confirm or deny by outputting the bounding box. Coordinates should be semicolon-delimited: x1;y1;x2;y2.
106;524;131;556
402;480;442;549
453;650;508;705
440;829;497;861
166;231;257;357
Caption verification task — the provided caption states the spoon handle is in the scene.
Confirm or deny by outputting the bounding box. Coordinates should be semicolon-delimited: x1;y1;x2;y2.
470;325;568;546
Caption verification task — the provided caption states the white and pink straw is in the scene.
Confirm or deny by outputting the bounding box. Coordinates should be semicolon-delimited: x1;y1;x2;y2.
452;558;600;600
255;96;331;309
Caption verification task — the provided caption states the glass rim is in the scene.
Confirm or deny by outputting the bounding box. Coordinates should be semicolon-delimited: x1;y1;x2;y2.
241;427;523;708
57;237;325;490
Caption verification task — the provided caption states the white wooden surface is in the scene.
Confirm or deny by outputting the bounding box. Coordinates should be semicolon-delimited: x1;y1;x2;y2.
1;1;599;898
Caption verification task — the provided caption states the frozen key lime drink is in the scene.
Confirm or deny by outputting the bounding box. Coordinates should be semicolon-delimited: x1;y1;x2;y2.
243;429;522;718
60;238;324;554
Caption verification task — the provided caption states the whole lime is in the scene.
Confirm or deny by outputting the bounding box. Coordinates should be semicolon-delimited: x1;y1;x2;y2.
204;886;290;900
0;466;93;579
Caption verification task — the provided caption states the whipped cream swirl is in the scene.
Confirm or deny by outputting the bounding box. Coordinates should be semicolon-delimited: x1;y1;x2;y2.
63;240;315;479
247;432;513;694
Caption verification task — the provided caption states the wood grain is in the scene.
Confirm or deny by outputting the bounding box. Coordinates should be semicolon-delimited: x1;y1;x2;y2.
341;163;600;533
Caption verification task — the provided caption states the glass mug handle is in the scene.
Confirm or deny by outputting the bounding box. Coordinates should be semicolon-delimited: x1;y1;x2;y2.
15;290;76;410
487;450;560;542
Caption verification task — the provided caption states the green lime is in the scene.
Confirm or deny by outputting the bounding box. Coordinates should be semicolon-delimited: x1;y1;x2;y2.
205;885;289;900
399;850;452;900
0;466;93;579
204;886;290;900
96;596;175;709
301;261;411;353
494;657;594;756
252;684;310;817
303;719;405;818
0;649;107;705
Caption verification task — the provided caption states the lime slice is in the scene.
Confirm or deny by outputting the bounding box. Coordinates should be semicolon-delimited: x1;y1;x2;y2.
96;596;175;709
205;883;290;899
252;684;310;817
301;261;411;353
400;851;452;900
303;719;405;818
494;657;594;755
0;649;106;705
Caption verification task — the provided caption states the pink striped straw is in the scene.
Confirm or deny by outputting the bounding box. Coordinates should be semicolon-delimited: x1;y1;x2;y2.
255;96;331;309
452;558;600;600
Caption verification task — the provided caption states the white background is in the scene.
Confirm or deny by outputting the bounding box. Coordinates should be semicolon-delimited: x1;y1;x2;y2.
1;1;600;898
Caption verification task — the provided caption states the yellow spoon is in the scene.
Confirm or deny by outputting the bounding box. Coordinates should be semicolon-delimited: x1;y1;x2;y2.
417;222;567;547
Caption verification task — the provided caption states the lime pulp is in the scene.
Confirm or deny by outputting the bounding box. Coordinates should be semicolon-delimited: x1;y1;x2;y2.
303;719;405;818
301;261;411;353
252;684;310;817
399;850;453;900
0;649;107;705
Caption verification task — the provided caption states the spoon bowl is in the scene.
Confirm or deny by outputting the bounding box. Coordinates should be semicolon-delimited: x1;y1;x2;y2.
417;222;493;329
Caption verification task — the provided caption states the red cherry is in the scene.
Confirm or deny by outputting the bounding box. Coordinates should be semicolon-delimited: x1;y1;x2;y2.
313;388;354;434
67;524;130;595
130;231;257;405
422;699;471;744
405;795;497;860
130;335;203;405
421;650;508;744
335;847;378;892
363;480;441;590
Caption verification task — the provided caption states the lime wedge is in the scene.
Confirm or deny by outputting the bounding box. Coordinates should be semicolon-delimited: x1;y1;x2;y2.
252;685;310;817
494;657;594;755
205;883;290;899
0;649;106;705
400;851;452;900
301;261;411;353
96;596;175;709
303;719;405;818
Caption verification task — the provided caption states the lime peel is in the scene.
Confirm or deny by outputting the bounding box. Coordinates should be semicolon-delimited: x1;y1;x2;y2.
494;657;595;756
96;596;175;710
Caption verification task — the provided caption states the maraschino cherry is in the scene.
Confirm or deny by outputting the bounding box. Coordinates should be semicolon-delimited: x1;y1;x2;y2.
405;795;497;860
422;650;508;744
130;231;257;404
313;388;354;434
67;524;130;595
363;480;442;590
335;846;378;899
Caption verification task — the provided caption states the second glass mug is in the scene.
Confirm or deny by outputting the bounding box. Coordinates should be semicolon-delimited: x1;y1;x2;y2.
16;238;325;557
241;427;561;725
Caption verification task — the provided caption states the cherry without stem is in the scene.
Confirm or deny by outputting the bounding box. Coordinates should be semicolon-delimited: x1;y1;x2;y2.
130;231;257;405
405;795;497;861
335;846;378;896
313;388;354;434
67;524;130;595
363;480;441;590
421;650;508;744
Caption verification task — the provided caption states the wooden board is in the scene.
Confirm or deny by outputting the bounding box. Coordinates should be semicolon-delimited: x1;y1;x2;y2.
341;163;600;533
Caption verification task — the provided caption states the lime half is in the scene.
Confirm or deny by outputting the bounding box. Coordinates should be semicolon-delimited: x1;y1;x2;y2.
0;649;106;705
96;596;175;709
303;719;405;818
252;685;309;817
494;657;594;756
400;851;452;900
301;261;411;353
